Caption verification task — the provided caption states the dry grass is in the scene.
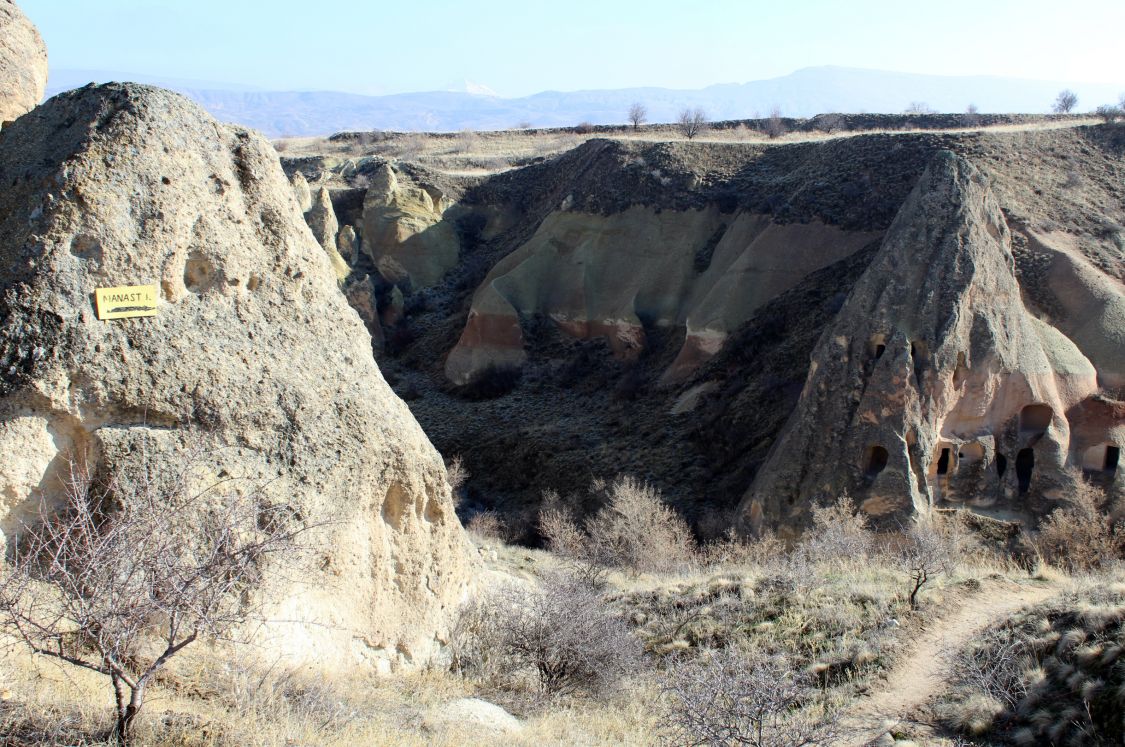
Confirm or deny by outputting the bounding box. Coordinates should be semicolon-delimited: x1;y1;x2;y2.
937;577;1125;745
274;117;1102;177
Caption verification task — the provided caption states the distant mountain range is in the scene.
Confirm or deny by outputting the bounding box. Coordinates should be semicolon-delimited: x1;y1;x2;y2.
45;66;1123;138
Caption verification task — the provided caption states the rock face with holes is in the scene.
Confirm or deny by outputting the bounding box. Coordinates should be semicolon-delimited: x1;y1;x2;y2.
738;151;1115;531
0;0;47;125
0;83;472;670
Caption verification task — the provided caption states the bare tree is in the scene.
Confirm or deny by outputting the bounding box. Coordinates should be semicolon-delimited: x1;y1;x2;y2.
678;108;707;139
897;521;956;609
764;106;785;139
904;101;935;115
0;445;304;744
964;103;981;127
628;102;648;131
660;647;837;746
1053;89;1078;113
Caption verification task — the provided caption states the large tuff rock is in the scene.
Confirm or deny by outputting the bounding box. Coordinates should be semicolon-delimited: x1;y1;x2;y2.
444;205;877;385
738;151;1119;532
0;0;47;124
362;163;460;291
0;84;472;670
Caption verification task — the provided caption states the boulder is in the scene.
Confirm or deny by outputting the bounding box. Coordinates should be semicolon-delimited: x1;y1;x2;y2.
424;698;522;734
738;152;1106;531
0;83;472;670
0;0;46;124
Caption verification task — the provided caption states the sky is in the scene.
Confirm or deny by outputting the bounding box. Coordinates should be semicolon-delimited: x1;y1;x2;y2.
22;0;1125;97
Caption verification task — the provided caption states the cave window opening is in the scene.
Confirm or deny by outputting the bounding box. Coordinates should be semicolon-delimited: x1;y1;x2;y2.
1019;404;1053;437
1106;446;1120;474
865;445;889;476
875;344;886;359
1016;448;1034;494
996;453;1007;478
936;448;951;475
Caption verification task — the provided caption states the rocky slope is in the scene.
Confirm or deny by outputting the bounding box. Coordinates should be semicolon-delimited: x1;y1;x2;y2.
0;83;472;670
285;123;1124;534
0;0;47;124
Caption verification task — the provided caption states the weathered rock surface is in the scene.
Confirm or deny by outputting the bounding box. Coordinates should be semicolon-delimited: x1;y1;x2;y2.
306;185;350;280
0;0;47;124
444;205;878;385
424;698;522;734
362;163;460;290
0;84;472;670
738;152;1117;530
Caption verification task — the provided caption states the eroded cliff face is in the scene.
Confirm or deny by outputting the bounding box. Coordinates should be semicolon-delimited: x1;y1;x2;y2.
444;205;879;385
282;127;1124;534
0;84;473;671
736;151;1122;530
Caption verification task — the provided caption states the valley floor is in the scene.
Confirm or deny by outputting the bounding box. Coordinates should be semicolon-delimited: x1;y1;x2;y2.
3;523;1116;747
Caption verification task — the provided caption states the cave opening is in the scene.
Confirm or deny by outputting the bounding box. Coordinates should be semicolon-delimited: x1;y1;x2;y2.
865;445;889;476
1019;404;1052;436
1016;448;1034;494
996;453;1007;479
936;448;951;475
1107;446;1120;474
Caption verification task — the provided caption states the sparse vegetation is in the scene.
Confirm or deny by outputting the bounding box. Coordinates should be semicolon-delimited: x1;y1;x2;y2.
1034;479;1124;572
453;571;643;697
939;582;1125;744
660;647;839;747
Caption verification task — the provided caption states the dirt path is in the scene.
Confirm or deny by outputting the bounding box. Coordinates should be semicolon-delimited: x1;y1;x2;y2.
834;577;1058;746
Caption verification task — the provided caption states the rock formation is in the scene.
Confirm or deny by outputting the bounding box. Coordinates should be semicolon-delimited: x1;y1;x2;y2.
362;163;460;291
306;185;350;280
0;83;472;670
444;205;877;385
738;151;1119;531
0;0;47;124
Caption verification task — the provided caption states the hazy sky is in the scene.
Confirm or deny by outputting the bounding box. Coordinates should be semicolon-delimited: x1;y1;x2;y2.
22;0;1125;96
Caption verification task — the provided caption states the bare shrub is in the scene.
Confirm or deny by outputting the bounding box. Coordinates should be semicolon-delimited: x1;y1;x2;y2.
628;102;648;130
1095;104;1122;123
0;445;304;744
574;121;596;134
394;133;426;160
677;108;707;140
1035;479;1124;571
539;504;611;589
699;528;786;568
815;113;844;134
764;106;785;139
466;510;508;541
1052;89;1078;113
660;647;837;746
273;139;290;153
457;572;643;696
454;128;478;154
945;628;1035;712
445;454;468;498
585;476;696;574
794;495;873;564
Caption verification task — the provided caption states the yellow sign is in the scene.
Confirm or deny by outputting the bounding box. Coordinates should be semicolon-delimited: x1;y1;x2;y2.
94;284;159;320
